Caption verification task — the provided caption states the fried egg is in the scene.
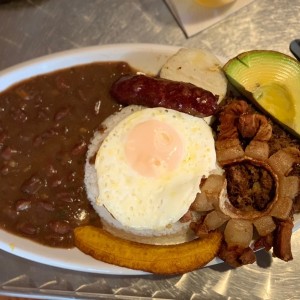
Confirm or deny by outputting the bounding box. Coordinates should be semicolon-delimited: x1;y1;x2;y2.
93;106;217;231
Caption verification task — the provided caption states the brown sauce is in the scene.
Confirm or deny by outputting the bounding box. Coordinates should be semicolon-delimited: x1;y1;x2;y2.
0;61;135;248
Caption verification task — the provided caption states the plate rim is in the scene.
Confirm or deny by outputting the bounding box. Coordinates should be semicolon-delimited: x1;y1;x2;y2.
0;43;182;91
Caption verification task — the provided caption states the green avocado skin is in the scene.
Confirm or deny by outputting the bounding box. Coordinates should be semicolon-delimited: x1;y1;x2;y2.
223;50;300;139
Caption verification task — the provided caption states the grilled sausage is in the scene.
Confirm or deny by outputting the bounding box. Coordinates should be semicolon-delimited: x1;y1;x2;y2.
110;74;219;117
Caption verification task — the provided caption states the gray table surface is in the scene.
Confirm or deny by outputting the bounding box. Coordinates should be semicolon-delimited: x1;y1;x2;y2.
1;0;300;299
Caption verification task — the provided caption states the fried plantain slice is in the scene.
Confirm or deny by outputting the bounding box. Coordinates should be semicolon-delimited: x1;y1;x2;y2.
74;226;222;275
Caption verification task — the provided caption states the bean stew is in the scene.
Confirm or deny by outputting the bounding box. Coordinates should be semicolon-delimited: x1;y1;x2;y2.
0;61;135;248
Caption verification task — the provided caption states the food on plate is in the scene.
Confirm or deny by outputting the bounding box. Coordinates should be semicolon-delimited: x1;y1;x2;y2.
85;105;219;237
272;218;294;261
74;225;222;275
80;48;300;271
1;46;300;274
0;61;137;247
216;100;296;220
223;50;300;138
110;74;218;117
190;100;300;266
160;48;228;104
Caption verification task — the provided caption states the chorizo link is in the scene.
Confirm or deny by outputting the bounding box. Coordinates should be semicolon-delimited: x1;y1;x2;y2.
110;74;219;117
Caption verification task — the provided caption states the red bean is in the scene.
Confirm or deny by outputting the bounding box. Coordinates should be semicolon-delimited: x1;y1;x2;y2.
48;220;71;235
16;89;31;101
55;76;71;91
38;200;55;212
18;222;37;235
54;107;70;121
11;108;28;123
0;166;9;175
15;199;31;212
57;192;74;203
1;146;17;160
71;141;87;156
44;234;64;244
78;89;88;102
33;129;57;147
3;206;18;220
21;175;43;195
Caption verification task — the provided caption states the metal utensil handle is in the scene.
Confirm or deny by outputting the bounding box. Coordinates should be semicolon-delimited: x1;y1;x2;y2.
290;39;300;61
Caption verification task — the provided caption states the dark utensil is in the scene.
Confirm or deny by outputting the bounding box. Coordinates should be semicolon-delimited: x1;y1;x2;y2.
290;39;300;61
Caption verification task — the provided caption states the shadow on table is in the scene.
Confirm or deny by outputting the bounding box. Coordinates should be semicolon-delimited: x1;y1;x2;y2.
0;0;49;8
209;249;273;273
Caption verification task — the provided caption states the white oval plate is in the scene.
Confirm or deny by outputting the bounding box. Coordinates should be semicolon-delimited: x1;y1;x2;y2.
0;44;299;275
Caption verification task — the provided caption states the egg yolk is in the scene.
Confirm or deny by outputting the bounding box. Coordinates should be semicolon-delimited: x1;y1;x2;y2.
124;120;183;177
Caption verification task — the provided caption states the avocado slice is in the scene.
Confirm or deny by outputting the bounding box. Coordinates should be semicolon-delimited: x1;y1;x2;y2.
223;50;300;138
